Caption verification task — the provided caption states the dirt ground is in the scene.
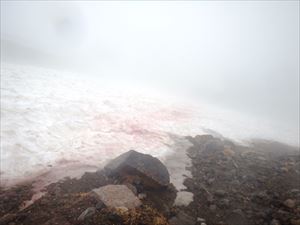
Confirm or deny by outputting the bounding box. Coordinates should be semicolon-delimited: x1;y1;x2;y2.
0;135;299;225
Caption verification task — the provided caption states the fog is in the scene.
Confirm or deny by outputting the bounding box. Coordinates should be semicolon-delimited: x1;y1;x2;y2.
2;1;299;124
1;1;299;187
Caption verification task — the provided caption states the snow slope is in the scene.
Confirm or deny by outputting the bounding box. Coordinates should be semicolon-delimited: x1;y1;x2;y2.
1;63;298;189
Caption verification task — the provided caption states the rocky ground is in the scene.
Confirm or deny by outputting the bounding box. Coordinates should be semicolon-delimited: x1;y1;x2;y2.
0;135;299;225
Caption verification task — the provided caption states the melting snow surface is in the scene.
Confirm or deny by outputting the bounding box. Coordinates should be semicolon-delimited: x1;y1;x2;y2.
1;63;298;193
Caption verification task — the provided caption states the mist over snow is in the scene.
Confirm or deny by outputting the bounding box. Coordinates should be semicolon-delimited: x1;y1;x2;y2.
0;1;299;188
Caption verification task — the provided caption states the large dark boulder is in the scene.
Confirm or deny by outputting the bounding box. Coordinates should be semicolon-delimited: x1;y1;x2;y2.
104;150;170;189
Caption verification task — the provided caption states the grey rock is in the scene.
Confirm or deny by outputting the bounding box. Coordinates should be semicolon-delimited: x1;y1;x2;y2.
77;207;96;221
92;185;141;209
104;150;170;189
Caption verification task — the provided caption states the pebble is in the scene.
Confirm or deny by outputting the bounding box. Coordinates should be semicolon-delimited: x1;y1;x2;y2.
215;190;226;197
77;207;96;221
218;198;230;208
283;199;296;208
115;206;129;214
197;217;205;222
138;193;147;200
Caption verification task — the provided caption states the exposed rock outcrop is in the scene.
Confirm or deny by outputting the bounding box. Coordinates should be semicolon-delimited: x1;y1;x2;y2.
104;150;170;189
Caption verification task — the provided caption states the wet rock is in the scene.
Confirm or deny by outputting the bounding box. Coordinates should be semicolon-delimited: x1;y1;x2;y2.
169;211;195;225
77;207;96;221
283;199;296;208
104;150;170;189
92;184;141;209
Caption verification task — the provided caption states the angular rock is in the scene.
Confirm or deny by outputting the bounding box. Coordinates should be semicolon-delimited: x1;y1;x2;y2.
92;185;141;209
104;150;170;189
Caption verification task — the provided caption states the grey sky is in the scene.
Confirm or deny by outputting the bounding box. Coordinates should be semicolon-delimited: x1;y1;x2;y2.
1;1;299;128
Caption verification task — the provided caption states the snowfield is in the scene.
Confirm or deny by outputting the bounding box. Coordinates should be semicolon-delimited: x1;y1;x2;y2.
1;63;298;190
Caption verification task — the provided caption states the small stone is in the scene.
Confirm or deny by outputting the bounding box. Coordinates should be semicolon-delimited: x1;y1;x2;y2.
77;207;96;221
115;206;129;214
283;199;296;208
290;189;300;194
218;198;230;208
200;223;207;225
223;148;235;157
197;217;205;222
207;178;215;185
107;211;123;223
138;193;147;200
215;190;226;197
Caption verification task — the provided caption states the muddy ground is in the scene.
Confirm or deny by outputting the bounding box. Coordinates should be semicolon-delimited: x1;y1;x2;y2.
0;135;299;225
